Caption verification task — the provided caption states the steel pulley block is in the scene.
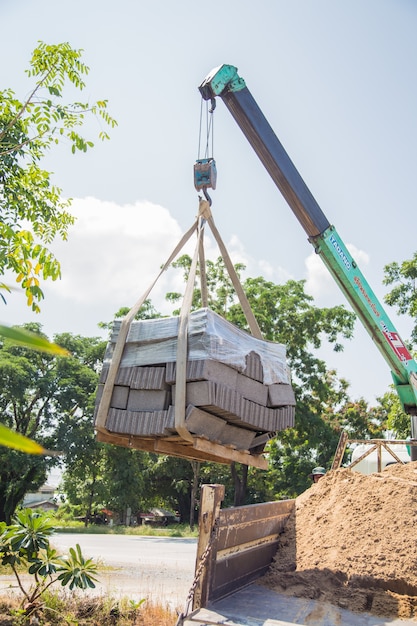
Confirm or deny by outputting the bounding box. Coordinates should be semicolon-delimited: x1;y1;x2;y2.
194;158;217;191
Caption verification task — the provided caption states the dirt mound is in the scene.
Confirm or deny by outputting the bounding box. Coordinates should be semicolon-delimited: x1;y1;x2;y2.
261;462;417;620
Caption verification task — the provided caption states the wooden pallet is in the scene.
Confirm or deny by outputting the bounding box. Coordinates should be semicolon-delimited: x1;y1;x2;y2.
96;427;268;468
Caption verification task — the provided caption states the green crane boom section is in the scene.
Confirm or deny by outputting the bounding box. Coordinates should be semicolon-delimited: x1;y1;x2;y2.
199;64;417;422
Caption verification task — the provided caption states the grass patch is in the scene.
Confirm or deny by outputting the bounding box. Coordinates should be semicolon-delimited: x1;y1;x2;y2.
52;519;85;529
56;523;198;538
0;592;178;625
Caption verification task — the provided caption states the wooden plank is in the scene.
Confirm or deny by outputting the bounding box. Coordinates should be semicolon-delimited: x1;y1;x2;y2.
96;428;268;467
157;439;263;466
97;424;268;467
155;439;237;464
193;438;268;469
96;429;156;451
348;443;378;469
381;440;406;464
193;485;225;610
331;430;348;469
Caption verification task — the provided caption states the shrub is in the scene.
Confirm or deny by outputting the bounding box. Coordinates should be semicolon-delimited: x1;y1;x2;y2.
0;509;98;618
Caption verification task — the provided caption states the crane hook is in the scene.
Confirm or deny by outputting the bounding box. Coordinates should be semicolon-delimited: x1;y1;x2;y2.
202;186;212;206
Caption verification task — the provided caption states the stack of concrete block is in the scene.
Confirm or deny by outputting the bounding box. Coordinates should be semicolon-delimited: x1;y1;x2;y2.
94;309;296;453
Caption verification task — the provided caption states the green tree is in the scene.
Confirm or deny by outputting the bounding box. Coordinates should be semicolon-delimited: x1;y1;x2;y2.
61;443;108;525
382;252;417;440
336;398;386;440
0;41;116;311
103;446;149;523
57;347;151;525
0;326;105;523
166;256;246;316
147;455;196;523
60;301;167;525
378;389;410;439
266;370;350;499
62;443;160;525
52;333;110;525
383;252;417;343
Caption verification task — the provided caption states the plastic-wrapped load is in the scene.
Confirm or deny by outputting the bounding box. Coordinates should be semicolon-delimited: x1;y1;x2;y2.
94;308;296;465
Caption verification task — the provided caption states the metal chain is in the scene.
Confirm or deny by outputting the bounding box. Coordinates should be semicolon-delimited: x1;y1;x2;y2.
175;516;220;626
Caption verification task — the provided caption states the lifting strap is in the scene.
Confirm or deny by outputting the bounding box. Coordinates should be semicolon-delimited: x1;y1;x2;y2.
201;199;262;339
175;215;206;441
95;220;198;431
96;198;264;443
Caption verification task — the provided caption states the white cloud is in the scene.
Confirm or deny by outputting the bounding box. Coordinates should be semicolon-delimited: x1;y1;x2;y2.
305;243;370;303
213;233;293;285
49;197;184;304
2;198;273;338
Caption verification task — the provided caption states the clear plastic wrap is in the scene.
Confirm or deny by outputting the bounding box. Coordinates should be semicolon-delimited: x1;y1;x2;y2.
103;308;289;385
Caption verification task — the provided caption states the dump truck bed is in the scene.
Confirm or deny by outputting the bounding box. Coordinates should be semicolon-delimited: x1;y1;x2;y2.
183;583;417;625
186;481;417;626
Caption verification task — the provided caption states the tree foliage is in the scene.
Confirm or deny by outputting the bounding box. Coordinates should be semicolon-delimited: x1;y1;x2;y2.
335;398;387;440
383;252;417;343
62;444;151;525
0;326;105;522
378;390;410;439
60;439;108;525
0;41;116;311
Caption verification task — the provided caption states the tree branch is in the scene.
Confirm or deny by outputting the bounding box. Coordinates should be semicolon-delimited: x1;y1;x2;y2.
11;562;31;602
0;67;55;144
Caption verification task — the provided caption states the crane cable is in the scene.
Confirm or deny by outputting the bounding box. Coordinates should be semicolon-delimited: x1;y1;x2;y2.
196;98;216;205
197;97;215;161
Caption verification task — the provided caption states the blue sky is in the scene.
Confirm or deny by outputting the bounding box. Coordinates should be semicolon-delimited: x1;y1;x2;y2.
1;0;417;404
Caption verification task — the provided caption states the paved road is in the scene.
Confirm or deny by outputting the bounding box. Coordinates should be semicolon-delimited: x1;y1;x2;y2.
0;533;198;610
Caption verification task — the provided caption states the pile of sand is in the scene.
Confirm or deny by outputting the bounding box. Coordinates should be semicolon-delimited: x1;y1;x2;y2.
261;462;417;620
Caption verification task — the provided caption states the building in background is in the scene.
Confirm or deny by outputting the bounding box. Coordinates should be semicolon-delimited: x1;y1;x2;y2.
22;484;59;512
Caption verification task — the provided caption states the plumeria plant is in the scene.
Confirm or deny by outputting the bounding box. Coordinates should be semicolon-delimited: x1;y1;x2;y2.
0;509;98;617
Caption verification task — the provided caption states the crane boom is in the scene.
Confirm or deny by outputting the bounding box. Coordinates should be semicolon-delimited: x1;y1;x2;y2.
199;64;417;425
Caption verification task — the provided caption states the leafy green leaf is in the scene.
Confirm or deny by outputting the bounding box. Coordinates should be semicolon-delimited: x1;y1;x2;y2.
0;423;45;455
57;543;98;590
0;325;70;356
